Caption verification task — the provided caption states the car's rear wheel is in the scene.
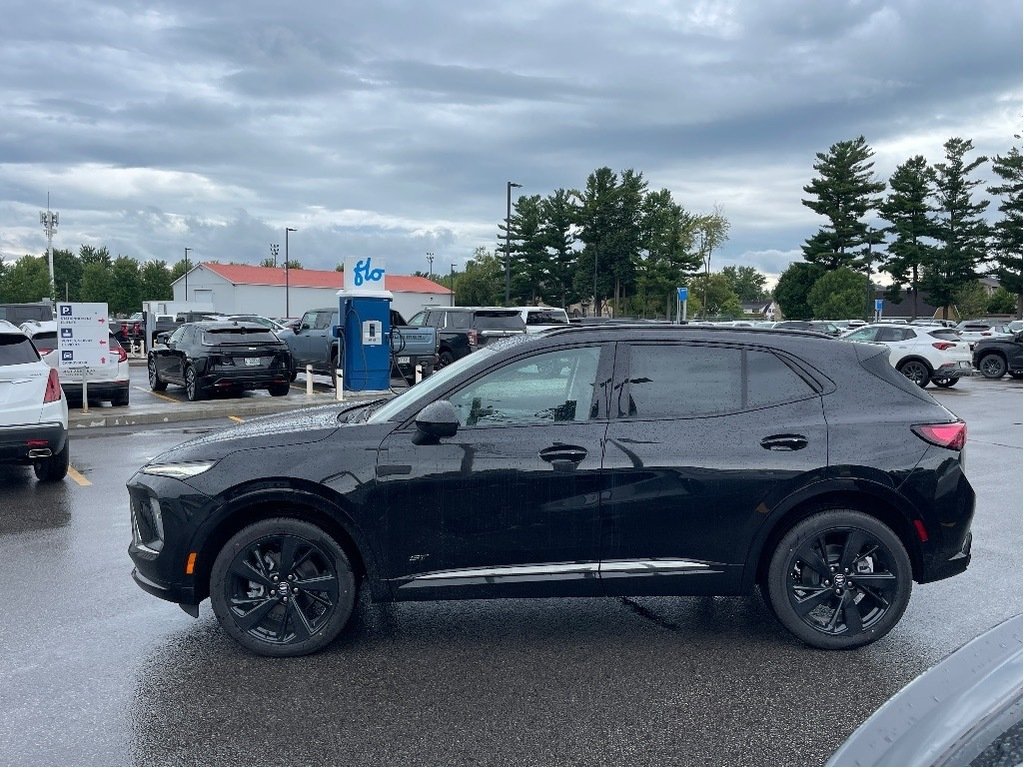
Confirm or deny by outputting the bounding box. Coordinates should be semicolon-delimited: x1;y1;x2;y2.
184;365;203;401
932;376;958;388
765;509;912;650
34;439;70;482
210;518;357;657
268;382;289;397
979;353;1007;379
897;359;931;388
148;357;167;391
438;349;455;368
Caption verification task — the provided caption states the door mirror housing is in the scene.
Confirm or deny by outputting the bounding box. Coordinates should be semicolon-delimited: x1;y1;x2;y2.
156;332;170;345
412;400;459;445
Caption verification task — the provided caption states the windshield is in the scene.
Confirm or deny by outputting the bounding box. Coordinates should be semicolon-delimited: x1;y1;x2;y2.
201;328;279;344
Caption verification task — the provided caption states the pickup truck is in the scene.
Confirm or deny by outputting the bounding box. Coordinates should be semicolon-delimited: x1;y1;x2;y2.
406;306;527;366
972;331;1023;379
279;307;437;382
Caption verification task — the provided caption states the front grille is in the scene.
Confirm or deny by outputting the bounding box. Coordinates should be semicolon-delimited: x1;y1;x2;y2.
131;493;165;555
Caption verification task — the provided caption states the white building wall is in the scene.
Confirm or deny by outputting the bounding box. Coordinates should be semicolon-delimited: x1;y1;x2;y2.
392;292;449;319
171;267;236;309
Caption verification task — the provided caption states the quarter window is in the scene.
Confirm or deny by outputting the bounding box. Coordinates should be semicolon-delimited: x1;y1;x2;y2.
624;344;814;419
448;346;601;426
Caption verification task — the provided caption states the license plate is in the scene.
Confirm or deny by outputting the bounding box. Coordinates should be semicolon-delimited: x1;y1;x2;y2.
244;357;261;366
397;356;410;364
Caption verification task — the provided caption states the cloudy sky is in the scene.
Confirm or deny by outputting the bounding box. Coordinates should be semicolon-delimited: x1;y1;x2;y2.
1;0;1020;281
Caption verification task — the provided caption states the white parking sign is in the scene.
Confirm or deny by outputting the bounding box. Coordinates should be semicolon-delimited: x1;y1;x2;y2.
57;302;110;370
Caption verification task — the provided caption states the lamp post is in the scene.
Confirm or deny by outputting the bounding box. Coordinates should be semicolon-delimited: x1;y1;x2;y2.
184;247;192;300
504;181;521;304
450;263;455;306
270;243;280;267
285;227;297;317
426;251;434;281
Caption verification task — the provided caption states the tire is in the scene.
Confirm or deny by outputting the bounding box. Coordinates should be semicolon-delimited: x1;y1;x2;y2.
268;382;290;397
289;368;298;383
765;509;912;650
185;365;203;401
210;518;357;657
897;359;931;388
438;349;455;368
932;377;958;388
112;388;130;406
34;439;70;482
148;357;167;391
979;353;1007;379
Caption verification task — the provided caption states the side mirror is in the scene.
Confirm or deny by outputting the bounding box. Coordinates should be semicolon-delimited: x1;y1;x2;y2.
412;400;459;445
299;323;311;332
156;332;170;345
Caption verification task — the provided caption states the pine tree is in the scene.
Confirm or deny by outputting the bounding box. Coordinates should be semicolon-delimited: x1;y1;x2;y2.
801;136;885;270
924;137;990;318
878;156;935;320
987;144;1022;312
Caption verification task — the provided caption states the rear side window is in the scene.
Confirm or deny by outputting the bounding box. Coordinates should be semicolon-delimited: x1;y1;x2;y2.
624;344;816;419
447;312;471;330
0;334;41;365
473;311;526;330
29;331;58;352
526;310;569;326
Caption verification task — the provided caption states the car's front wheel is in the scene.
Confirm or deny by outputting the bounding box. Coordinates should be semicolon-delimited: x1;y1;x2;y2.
34;439;70;482
210;518;357;657
765;509;912;650
978;353;1007;379
897;359;931;388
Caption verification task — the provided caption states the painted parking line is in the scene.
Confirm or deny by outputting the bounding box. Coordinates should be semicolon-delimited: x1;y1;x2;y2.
228;416;245;424
68;467;92;487
134;385;178;404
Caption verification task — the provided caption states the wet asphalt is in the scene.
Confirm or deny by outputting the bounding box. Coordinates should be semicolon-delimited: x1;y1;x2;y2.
0;375;1020;766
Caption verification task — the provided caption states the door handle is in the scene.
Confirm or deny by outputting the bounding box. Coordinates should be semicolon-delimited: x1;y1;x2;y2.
539;445;588;469
760;434;808;451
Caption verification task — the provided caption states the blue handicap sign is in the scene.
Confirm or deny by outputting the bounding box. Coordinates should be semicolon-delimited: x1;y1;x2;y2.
874;298;884;311
677;286;688;301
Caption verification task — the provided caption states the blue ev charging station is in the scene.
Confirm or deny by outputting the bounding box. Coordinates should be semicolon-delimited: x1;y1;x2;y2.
333;257;393;391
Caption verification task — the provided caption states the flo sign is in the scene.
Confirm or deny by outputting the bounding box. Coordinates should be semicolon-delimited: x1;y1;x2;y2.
57;302;110;371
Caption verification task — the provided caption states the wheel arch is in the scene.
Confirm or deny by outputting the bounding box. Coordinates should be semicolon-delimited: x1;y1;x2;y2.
189;484;382;604
894;354;934;374
745;483;925;591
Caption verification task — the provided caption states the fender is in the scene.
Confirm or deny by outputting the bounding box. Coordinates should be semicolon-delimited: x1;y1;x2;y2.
894;354;933;373
188;481;386;602
740;475;924;591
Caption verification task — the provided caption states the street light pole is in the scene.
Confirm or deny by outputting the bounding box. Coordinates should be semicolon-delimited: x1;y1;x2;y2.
450;263;455;306
184;247;192;300
505;181;521;304
426;251;434;281
285;227;297;317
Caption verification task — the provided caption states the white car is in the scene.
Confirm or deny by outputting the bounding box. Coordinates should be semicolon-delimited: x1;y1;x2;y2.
841;323;973;388
955;318;1015;349
0;320;70;481
21;320;131;406
516;306;571;334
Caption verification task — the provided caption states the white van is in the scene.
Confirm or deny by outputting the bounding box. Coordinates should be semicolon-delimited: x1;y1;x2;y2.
517;306;570;334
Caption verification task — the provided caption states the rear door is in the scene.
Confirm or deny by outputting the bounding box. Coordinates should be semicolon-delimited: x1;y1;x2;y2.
599;341;828;595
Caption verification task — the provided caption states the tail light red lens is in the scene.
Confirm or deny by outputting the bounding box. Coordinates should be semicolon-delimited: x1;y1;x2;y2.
932;341;955;351
912;421;966;451
36;346;54;355
115;345;128;363
43;368;62;403
468;330;479;346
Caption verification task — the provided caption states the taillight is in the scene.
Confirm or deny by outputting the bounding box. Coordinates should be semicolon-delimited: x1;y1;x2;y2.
468;329;479;346
43;368;62;403
932;342;955;351
36;346;54;355
116;345;128;363
912;421;966;450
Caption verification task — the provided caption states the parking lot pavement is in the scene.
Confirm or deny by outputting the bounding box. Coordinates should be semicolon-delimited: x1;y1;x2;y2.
67;363;409;430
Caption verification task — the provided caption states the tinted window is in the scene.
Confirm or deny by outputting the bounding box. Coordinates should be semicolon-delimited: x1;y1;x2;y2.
845;327;878;342
167;326;186;345
407;311;426;326
448;346;601;426
447;312;471;330
202;328;279;344
929;329;960;341
299;311;317;328
314;312;334;330
876;327;910;342
526;310;568;326
626;345;814;419
0;333;40;365
29;331;58;351
473;311;525;330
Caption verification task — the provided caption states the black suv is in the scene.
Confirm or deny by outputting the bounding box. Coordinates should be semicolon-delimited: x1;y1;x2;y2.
128;326;974;656
147;321;292;401
972;331;1023;379
407;306;527;365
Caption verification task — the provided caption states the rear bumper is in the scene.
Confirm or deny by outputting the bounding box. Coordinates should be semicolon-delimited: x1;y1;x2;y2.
933;361;973;378
198;370;291;390
62;380;129;399
0;422;68;464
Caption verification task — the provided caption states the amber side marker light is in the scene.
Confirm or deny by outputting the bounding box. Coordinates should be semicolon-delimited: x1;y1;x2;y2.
911;421;966;451
185;552;197;575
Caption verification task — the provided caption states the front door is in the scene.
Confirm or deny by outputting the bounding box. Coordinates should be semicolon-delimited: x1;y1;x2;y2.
373;343;613;600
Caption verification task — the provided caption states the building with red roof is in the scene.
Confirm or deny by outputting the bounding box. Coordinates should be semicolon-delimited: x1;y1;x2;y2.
171;262;452;320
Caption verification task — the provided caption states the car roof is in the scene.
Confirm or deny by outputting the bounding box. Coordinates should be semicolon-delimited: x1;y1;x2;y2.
0;319;25;334
540;323;835;343
18;320;58;335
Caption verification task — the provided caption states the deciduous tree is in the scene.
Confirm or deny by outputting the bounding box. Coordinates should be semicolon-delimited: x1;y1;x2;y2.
808;267;868;319
774;262;825;320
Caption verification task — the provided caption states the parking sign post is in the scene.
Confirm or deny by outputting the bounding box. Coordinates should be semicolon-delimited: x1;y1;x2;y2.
57;302;109;412
874;298;884;323
677;286;688;324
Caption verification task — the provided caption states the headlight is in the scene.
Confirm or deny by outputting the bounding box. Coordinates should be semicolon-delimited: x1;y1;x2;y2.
141;460;217;479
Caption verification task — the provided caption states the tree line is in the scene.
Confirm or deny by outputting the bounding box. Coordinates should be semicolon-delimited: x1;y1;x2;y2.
776;136;1022;320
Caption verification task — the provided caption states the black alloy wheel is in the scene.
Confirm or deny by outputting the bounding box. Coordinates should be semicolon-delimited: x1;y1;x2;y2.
211;518;356;656
979;353;1007;379
766;510;912;650
148;357;167;391
438;349;455;367
184;366;203;401
898;359;931;388
932;377;958;388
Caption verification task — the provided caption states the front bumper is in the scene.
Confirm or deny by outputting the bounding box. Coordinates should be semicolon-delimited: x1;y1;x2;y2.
0;422;68;464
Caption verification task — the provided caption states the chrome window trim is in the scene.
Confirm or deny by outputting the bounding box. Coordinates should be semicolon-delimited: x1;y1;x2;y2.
600;559;713;575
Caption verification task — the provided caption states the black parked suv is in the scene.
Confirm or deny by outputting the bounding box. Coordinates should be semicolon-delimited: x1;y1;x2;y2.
147;321;293;401
128;326;974;656
972;331;1023;379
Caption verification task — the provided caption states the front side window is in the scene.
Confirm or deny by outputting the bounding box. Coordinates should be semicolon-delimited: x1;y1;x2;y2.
845;327;878;342
167;326;186;345
448;346;601;426
299;311;317;329
624;344;814;419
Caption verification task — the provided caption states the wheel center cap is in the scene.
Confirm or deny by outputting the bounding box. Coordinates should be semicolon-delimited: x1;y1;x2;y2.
833;573;847;588
277;581;289;595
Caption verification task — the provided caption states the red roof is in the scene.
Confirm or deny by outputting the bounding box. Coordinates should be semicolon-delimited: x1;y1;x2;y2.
198;262;451;294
